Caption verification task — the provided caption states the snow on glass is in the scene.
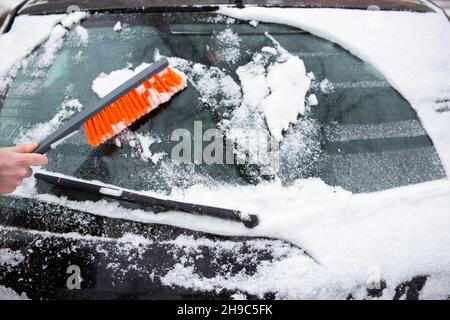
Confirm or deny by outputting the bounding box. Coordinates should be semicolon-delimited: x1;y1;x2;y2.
1;7;450;299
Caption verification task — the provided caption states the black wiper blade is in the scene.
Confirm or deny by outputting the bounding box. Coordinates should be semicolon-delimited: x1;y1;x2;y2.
34;171;259;228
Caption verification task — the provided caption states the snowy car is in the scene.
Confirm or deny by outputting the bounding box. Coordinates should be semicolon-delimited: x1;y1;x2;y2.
0;0;449;300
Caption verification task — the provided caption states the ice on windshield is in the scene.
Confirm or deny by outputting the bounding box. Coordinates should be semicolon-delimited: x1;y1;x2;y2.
220;6;450;176
16;98;83;144
213;28;241;64
3;11;445;193
158;36;318;180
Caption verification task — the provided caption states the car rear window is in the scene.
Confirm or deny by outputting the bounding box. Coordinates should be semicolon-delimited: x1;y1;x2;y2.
0;11;445;203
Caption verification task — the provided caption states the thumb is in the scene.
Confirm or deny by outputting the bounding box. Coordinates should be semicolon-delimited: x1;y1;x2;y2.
10;141;39;153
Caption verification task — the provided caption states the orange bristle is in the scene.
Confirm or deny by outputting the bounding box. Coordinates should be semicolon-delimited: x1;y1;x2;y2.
82;66;187;147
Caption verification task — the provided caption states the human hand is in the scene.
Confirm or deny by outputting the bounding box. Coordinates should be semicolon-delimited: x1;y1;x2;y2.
0;141;48;194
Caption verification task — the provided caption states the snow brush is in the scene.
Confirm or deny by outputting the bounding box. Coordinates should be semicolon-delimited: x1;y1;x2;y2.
34;58;186;154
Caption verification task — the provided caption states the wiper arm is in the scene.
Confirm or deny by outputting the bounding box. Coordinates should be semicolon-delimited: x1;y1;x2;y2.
34;171;259;228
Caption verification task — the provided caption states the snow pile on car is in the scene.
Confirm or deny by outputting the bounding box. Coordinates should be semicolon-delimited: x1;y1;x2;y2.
232;35;313;142
260;55;311;141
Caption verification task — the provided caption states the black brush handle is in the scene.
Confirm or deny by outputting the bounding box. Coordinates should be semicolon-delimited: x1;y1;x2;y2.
34;172;259;228
34;58;169;154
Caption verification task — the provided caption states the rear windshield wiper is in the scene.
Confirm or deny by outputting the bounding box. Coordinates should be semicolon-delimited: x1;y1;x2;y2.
34;171;259;228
